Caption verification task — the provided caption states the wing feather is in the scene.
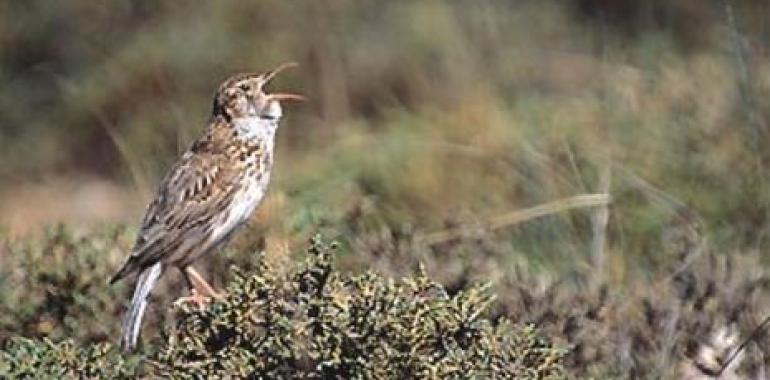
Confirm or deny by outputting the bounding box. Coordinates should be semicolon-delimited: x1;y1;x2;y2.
111;145;242;283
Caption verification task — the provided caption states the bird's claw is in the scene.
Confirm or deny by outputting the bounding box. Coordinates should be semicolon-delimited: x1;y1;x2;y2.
173;289;218;310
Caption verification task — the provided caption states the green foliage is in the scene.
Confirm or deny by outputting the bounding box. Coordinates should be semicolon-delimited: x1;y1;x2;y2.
0;233;565;378
0;338;134;379
0;225;135;343
150;236;565;379
3;225;769;378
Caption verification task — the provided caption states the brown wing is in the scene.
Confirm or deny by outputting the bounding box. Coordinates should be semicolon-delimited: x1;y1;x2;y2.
110;141;241;283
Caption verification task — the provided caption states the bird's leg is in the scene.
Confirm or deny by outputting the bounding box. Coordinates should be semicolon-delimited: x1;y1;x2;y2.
185;266;225;299
173;267;225;309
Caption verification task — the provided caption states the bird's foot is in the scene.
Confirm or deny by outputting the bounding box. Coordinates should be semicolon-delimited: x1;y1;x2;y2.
173;289;223;310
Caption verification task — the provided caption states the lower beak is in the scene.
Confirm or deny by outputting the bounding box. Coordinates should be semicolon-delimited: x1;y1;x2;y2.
267;93;306;102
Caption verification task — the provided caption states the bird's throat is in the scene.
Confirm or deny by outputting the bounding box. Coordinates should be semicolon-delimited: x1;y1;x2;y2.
232;117;277;141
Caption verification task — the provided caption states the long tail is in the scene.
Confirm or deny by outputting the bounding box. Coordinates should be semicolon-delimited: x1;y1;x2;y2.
120;262;163;352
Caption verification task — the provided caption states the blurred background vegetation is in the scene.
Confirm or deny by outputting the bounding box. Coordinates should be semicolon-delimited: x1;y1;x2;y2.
1;0;770;378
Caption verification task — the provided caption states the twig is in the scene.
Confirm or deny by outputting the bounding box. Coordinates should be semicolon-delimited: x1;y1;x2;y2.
54;77;153;201
590;8;612;280
613;165;707;282
720;0;770;251
721;0;767;137
613;165;692;216
590;161;611;275
418;194;611;246
698;315;770;377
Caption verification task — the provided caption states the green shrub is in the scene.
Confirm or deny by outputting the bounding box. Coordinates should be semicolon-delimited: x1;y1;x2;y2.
0;234;565;379
150;236;565;379
0;225;136;344
0;338;134;379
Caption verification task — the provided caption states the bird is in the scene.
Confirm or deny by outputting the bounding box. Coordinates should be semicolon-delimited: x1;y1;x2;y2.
109;62;304;352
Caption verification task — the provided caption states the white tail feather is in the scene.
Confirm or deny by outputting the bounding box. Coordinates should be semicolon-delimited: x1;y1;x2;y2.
120;262;163;352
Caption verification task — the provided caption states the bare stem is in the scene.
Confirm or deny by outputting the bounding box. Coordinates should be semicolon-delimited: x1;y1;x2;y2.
419;194;611;246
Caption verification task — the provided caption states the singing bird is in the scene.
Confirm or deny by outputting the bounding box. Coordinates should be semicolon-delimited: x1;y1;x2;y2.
110;63;303;352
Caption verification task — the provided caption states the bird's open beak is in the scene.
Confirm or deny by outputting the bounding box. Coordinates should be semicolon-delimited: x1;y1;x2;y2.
262;62;306;102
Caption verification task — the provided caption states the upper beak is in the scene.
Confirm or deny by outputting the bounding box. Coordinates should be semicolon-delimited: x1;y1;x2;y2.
261;62;306;102
263;61;299;83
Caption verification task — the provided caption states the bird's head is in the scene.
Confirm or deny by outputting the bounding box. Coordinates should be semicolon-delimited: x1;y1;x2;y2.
212;62;304;124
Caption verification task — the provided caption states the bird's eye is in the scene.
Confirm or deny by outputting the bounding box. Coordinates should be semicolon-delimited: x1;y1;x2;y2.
261;114;276;121
239;84;250;92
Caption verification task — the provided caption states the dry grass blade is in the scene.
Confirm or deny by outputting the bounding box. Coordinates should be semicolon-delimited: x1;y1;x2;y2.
419;194;611;246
